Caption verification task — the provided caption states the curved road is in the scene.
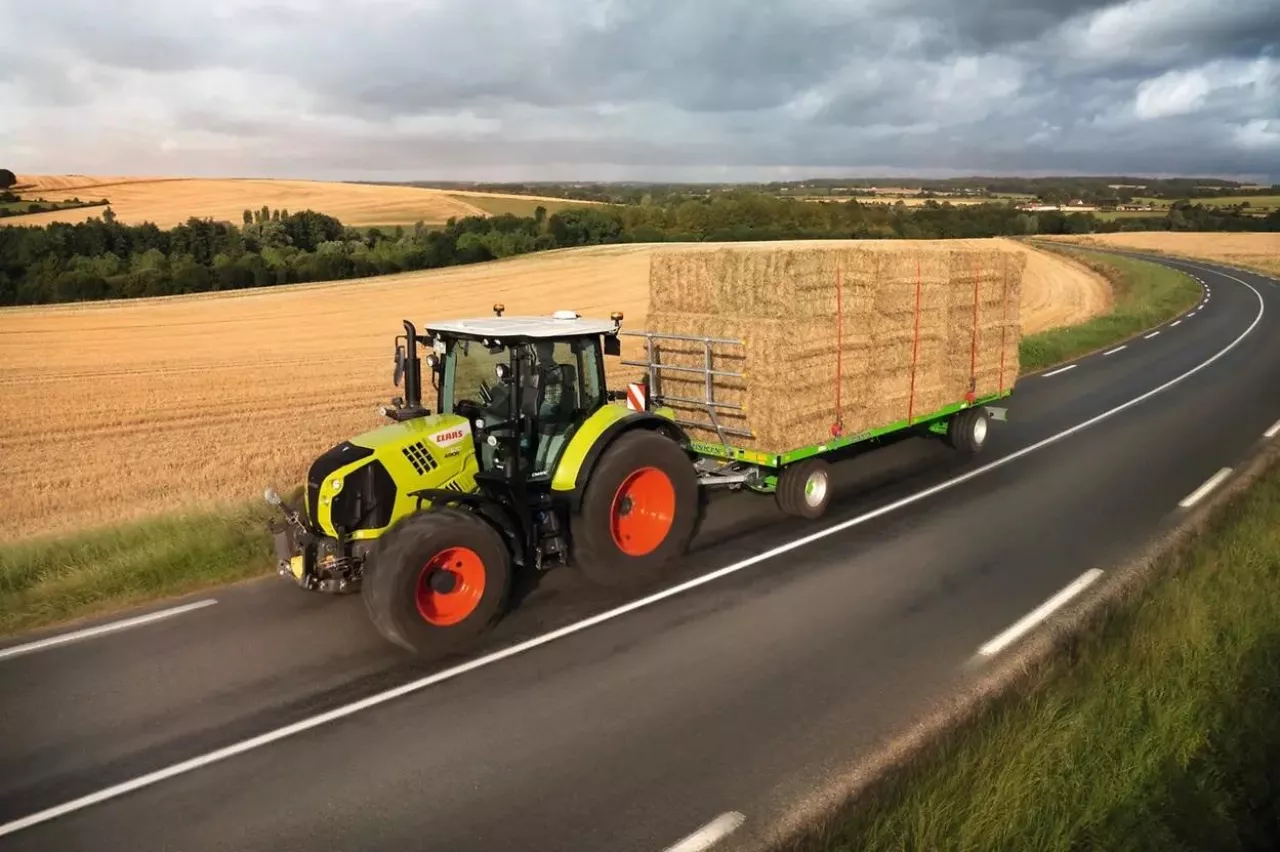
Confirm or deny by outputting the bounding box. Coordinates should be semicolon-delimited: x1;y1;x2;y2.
1;252;1279;852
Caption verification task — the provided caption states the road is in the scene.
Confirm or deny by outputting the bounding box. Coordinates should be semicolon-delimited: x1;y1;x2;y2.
1;253;1278;852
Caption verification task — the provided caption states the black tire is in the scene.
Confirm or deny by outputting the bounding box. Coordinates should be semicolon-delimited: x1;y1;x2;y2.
361;508;512;657
945;407;989;455
571;429;699;588
775;458;833;519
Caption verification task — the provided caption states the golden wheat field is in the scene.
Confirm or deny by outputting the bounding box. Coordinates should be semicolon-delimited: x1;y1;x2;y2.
1044;232;1280;277
0;238;1108;541
6;175;593;229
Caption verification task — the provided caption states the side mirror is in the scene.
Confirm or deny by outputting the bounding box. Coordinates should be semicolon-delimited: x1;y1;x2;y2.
393;344;405;387
604;335;621;357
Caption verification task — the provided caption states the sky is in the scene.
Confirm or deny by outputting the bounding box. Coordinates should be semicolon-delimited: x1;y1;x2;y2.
1;0;1278;183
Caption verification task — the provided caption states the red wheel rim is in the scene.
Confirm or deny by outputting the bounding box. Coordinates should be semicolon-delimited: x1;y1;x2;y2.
415;546;486;626
609;466;676;557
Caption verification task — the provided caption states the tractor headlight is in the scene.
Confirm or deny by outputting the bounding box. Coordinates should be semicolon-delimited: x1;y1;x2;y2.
330;477;343;493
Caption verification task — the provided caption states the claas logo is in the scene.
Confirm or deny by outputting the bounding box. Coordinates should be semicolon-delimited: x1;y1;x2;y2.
432;428;467;445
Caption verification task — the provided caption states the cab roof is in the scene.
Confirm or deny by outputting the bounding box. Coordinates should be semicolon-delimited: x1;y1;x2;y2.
424;311;619;341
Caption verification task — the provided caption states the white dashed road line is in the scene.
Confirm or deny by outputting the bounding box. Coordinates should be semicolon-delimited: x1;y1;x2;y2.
977;569;1104;657
1042;364;1077;378
1171;320;1182;327
1103;345;1127;356
1144;331;1160;339
0;600;218;663
1178;468;1233;509
1264;419;1280;440
662;812;747;852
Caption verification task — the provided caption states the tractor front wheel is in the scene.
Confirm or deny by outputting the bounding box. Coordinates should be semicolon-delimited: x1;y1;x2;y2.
572;429;699;588
362;508;512;657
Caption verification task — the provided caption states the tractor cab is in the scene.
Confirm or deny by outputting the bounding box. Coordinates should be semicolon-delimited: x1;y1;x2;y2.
398;305;625;483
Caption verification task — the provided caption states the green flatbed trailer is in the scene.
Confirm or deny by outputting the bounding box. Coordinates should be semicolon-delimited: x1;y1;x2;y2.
618;328;1010;518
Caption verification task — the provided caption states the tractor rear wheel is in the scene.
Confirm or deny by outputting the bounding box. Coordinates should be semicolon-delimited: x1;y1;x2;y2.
572;429;699;588
362;508;511;657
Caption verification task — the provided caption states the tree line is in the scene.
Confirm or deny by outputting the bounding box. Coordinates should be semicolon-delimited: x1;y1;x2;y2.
3;192;1277;306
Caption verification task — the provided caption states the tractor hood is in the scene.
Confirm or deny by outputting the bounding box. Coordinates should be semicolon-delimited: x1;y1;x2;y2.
306;412;478;539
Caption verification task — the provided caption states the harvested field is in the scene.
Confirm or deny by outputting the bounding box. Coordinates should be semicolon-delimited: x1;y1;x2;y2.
0;238;1104;541
5;175;595;229
643;242;1024;451
1042;232;1280;278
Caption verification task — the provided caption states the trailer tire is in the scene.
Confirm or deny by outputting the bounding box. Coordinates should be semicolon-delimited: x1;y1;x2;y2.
946;407;989;455
362;508;511;657
571;429;699;588
776;458;833;519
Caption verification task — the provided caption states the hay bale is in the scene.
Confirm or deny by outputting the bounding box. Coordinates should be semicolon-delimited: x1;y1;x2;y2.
636;242;1025;454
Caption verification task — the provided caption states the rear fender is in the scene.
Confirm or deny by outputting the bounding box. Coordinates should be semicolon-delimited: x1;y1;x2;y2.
551;404;687;512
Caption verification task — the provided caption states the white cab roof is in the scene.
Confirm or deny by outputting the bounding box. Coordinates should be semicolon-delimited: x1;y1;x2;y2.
425;312;619;340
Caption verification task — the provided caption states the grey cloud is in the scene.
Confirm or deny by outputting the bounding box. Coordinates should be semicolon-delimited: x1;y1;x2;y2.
2;0;1276;182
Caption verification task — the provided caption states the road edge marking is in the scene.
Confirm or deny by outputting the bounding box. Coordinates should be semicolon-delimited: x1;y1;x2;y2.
1103;344;1127;356
1144;331;1160;339
662;811;746;852
1179;467;1233;508
1042;364;1077;377
0;265;1265;839
977;569;1104;657
0;600;218;663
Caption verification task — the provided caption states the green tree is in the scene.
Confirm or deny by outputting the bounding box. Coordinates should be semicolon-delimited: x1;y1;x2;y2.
0;169;15;190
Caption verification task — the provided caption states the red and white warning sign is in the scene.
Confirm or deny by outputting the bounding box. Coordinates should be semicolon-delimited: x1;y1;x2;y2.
625;382;647;411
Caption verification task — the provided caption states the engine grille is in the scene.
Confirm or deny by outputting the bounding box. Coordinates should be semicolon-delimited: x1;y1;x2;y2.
402;440;438;475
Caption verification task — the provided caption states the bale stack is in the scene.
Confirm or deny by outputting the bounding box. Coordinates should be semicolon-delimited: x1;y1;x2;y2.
635;241;1024;454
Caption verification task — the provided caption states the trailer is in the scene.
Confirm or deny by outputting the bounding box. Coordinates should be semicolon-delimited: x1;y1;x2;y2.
264;307;1010;657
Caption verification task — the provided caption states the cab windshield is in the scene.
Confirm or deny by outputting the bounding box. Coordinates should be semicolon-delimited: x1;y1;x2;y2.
441;338;512;417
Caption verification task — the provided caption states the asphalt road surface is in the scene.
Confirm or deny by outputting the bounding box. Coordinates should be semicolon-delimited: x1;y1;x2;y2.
2;252;1278;852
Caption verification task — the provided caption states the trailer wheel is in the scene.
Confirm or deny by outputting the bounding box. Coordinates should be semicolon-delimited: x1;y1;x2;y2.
362;508;511;657
776;458;833;519
571;429;699;588
946;407;989;455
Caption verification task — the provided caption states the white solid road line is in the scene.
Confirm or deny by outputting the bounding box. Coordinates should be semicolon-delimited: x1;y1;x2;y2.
0;600;218;663
1265;419;1280;440
1179;467;1233;509
1144;331;1160;339
1042;364;1077;378
1103;344;1127;356
978;569;1104;657
0;270;1266;840
662;812;747;852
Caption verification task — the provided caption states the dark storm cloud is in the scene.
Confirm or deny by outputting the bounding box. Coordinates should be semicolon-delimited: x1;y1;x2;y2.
1;0;1276;181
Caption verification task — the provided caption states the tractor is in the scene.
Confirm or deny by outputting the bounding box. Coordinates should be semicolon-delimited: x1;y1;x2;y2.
264;306;704;657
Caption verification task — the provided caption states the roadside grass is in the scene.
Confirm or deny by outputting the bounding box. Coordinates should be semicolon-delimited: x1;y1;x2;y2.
0;503;276;635
779;451;1280;852
0;245;1203;637
1018;245;1202;372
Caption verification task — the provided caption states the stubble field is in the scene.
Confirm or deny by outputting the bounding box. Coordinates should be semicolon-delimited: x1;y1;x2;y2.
1044;232;1280;277
0;238;1109;541
5;175;595;228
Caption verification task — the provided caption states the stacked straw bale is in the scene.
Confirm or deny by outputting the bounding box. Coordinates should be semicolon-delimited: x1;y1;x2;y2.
636;241;1024;454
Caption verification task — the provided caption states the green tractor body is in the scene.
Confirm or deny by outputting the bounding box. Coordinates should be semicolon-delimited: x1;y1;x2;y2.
266;308;700;656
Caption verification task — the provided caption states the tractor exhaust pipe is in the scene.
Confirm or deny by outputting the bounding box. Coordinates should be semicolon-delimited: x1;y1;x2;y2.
402;319;423;411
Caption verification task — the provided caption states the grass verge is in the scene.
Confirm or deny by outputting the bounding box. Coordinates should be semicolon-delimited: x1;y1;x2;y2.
777;448;1280;852
0;246;1206;637
1018;244;1202;372
0;503;276;635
